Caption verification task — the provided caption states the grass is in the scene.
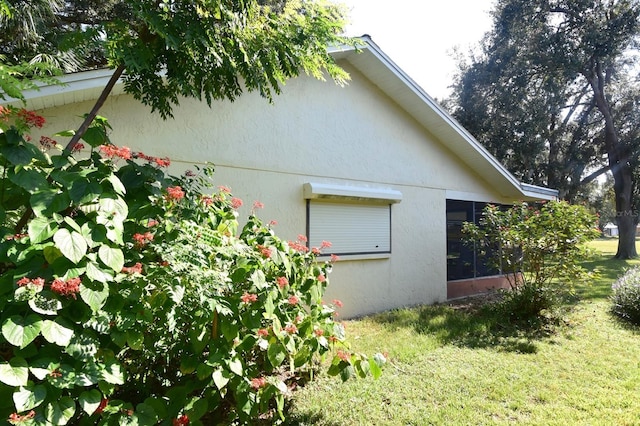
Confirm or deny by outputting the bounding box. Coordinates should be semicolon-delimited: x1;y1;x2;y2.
287;238;640;425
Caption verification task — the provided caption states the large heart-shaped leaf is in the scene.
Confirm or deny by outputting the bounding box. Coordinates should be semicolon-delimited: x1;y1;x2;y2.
98;246;124;273
45;397;76;425
79;389;102;415
2;314;42;349
53;228;87;264
13;384;47;412
41;319;74;347
28;216;57;244
0;357;28;387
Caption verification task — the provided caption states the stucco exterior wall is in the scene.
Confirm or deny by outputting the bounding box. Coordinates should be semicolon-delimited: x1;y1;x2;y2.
32;62;509;317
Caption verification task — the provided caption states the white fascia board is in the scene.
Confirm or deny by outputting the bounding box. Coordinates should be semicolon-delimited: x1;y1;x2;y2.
349;37;538;200
303;182;402;203
0;69;122;107
520;183;559;201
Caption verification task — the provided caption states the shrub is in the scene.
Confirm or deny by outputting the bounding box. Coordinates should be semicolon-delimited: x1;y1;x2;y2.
611;267;640;325
0;107;384;425
464;201;599;322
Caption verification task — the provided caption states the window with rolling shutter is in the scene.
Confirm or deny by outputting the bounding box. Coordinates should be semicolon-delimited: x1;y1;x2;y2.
307;201;391;255
303;182;402;257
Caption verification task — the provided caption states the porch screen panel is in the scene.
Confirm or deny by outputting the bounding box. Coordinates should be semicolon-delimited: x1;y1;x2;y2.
308;201;391;255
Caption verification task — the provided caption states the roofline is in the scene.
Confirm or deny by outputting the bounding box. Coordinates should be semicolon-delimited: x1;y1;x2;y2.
2;36;558;201
352;36;558;201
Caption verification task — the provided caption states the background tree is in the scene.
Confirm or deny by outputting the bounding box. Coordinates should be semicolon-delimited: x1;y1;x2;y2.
448;0;640;258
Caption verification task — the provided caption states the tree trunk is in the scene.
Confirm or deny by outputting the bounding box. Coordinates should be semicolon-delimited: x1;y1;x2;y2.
585;60;637;258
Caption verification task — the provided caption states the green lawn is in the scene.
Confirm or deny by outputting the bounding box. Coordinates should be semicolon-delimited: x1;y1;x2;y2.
288;238;640;425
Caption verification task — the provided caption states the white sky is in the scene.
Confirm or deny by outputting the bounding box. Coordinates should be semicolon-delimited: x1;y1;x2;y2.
336;0;496;100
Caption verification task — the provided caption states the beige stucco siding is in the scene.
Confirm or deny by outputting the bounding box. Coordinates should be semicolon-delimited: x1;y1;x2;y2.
31;62;509;317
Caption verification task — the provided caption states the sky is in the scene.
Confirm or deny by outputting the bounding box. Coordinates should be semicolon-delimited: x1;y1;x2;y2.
336;0;496;100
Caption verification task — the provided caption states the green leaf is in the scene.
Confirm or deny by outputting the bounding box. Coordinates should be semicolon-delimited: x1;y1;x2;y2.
368;357;383;380
79;389;102;415
41;318;74;346
53;228;87;264
9;168;49;192
28;293;63;315
98;246;124;273
212;368;230;390
69;178;102;204
45;397;76;425
135;402;159;424
267;342;287;368
86;261;113;284
81;126;108;147
251;270;267;290
2;314;43;349
44;246;64;264
0;357;29;386
107;174;126;196
13;384;47;412
80;281;109;312
227;357;243;376
54;130;76;137
102;360;124;385
28;216;57;244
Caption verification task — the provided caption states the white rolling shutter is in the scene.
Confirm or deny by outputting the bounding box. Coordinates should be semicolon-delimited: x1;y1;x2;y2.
308;201;391;255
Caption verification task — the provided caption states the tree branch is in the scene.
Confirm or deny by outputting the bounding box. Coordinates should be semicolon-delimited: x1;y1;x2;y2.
64;63;125;152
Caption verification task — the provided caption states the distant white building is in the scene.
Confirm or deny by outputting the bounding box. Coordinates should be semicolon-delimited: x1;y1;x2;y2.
604;223;619;237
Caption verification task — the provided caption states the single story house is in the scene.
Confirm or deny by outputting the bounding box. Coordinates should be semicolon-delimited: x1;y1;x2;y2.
6;36;557;318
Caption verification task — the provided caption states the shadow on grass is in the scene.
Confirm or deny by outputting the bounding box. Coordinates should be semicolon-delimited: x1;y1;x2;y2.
371;301;555;354
284;411;342;426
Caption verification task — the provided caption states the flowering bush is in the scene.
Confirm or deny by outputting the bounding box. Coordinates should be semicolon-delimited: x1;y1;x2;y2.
463;201;600;322
611;267;640;325
0;107;384;424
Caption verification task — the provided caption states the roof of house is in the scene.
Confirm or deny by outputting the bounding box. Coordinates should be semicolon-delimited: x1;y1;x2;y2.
3;36;558;201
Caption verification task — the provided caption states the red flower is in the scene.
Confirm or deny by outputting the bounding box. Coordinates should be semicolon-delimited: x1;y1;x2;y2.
321;240;332;249
133;232;154;247
39;136;56;150
257;328;269;337
147;219;158;227
336;350;350;362
330;254;340;262
154;157;171;167
314;329;324;336
18;109;45;128
250;377;267;390
201;195;213;206
166;186;185;201
332;299;344;308
269;220;278;226
284;324;298;334
231;197;243;209
312;247;321;255
121;263;143;274
31;277;45;288
99;144;132;160
317;274;326;283
288;295;299;305
253;201;264;209
70;142;85;153
276;276;288;289
257;245;272;258
172;415;189;426
218;185;231;193
16;277;31;287
95;398;108;415
297;234;308;243
51;277;81;298
288;241;309;253
241;292;258;304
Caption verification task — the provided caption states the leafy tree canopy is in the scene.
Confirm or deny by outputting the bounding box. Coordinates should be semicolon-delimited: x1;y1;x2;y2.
449;0;640;258
1;0;353;118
